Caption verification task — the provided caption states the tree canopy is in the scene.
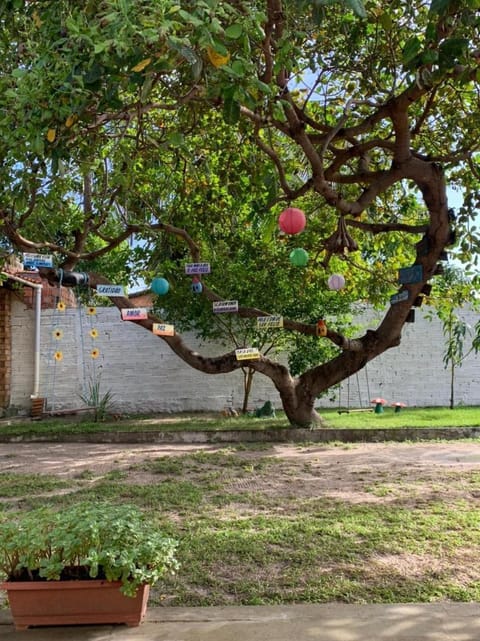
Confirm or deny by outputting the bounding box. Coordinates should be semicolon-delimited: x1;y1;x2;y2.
1;0;479;425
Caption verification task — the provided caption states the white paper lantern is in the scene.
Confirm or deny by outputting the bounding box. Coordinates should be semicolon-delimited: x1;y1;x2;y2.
327;274;345;290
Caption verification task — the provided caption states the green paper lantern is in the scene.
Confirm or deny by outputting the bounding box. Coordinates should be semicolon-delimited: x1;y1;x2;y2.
289;248;309;267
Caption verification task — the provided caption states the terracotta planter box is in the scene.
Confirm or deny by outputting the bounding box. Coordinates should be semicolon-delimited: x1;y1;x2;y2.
0;580;150;630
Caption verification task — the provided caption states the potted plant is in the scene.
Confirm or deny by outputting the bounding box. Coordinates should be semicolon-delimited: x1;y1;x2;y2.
0;502;178;630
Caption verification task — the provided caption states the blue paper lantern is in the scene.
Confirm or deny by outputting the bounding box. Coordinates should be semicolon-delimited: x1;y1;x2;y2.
151;277;170;295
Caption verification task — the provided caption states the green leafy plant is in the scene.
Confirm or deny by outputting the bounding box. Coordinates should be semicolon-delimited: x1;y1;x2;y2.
79;374;115;422
0;503;178;597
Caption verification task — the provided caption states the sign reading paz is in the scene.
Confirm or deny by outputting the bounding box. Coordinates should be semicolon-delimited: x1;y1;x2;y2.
185;262;211;275
121;308;148;321
235;348;261;361
257;315;283;328
213;300;238;314
152;323;175;336
96;284;125;297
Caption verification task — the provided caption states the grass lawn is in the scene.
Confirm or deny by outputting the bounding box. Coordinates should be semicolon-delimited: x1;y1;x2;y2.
1;406;480;437
1;444;480;606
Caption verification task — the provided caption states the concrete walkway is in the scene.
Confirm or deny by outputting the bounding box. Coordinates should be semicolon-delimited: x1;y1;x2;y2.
1;603;480;640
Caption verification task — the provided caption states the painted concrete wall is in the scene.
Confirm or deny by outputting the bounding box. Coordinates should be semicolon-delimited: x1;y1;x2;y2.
8;298;480;416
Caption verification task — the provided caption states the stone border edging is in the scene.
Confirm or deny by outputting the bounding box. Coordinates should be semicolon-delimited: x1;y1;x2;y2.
1;426;480;444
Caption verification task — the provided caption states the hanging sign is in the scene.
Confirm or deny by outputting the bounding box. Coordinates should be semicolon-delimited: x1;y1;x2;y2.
398;265;423;284
121;307;148;321
152;323;175;336
235;347;261;361
96;284;125;297
213;300;238;313
257;315;283;329
390;291;410;305
185;262;211;275
23;253;53;268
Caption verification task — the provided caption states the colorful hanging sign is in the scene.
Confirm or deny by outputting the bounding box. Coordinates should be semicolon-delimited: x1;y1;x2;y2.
152;323;175;336
23;253;53;268
121;307;148;321
185;262;211;275
257;315;283;329
235;347;261;361
213;300;238;313
390;290;410;305
398;265;423;284
96;284;125;297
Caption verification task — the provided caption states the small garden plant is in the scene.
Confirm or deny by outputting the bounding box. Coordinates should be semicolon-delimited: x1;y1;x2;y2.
0;502;178;597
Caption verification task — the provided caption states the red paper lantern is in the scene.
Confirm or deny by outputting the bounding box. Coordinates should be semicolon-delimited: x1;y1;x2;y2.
278;207;306;235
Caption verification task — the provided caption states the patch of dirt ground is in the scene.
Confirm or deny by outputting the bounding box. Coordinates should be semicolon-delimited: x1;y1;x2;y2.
2;439;480;605
2;440;480;500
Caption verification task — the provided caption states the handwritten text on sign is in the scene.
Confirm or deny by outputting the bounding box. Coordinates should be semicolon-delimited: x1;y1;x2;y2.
23;253;53;268
121;308;148;321
257;315;283;329
185;262;211;275
235;348;261;361
213;300;238;314
152;323;175;336
97;284;125;297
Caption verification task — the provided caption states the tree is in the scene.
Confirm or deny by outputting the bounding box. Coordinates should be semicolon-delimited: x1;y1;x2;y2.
1;0;480;425
427;265;479;409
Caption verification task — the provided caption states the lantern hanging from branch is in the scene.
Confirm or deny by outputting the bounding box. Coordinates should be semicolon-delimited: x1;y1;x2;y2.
151;277;170;295
328;274;345;290
289;248;309;267
278;207;306;235
191;277;203;294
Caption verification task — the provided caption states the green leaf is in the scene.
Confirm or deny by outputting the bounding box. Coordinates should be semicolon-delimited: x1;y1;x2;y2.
177;9;204;27
167;132;185;147
344;0;367;18
378;12;393;31
429;0;452;14
223;95;240;124
225;23;243;39
402;36;422;65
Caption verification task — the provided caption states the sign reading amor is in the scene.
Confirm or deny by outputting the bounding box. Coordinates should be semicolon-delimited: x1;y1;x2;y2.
235;348;261;361
213;300;238;314
185;262;211;275
257;315;283;329
152;323;175;336
96;284;125;297
121;308;148;321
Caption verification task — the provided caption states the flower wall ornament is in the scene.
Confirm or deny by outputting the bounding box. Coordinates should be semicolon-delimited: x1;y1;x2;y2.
89;328;99;339
53;329;63;340
56;301;66;312
87;306;97;316
54;351;63;362
90;348;100;359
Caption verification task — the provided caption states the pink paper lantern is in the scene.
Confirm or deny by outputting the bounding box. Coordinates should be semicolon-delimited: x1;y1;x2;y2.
327;274;345;291
278;207;306;235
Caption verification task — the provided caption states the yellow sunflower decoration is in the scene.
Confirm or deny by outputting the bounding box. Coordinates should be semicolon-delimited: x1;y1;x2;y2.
87;306;96;316
90;348;100;359
54;351;63;362
89;328;99;339
53;329;63;340
57;301;66;312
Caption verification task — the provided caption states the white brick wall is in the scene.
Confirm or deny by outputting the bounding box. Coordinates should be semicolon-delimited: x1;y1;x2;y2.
8;298;480;415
